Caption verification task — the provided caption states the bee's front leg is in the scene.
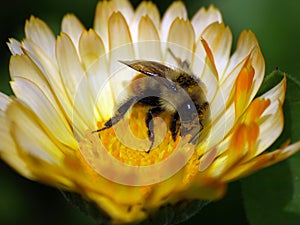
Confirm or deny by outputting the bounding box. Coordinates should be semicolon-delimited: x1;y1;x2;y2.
145;106;163;153
92;96;138;133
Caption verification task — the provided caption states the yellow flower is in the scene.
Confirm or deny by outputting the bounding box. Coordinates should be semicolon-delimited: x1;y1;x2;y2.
1;0;300;224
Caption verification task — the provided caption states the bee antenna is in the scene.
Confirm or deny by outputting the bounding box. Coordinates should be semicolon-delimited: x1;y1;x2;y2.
167;48;182;65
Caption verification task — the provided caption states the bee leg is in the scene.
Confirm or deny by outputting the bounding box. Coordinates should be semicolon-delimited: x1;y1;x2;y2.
145;107;162;153
92;96;138;133
186;120;206;145
170;112;180;141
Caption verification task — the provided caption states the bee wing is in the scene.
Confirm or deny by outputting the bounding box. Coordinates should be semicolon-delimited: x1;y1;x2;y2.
119;60;178;91
119;60;171;77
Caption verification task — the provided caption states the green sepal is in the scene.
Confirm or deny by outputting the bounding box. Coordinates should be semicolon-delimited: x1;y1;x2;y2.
61;191;111;225
61;190;209;225
256;68;285;97
137;200;209;225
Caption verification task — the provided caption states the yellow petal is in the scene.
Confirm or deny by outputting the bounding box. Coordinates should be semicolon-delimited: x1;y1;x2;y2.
79;29;105;70
242;98;271;125
145;170;184;208
175;175;226;201
222;141;300;182
231;45;265;119
86;192;146;224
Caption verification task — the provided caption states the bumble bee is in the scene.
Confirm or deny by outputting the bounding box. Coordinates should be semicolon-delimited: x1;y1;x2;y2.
94;50;209;153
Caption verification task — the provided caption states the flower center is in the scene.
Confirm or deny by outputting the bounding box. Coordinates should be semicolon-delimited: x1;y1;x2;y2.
78;106;204;185
95;107;181;166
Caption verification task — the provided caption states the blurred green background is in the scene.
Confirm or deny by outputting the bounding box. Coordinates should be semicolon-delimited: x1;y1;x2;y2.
0;0;300;225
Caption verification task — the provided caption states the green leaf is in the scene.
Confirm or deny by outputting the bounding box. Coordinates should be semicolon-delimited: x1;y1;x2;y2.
242;72;300;225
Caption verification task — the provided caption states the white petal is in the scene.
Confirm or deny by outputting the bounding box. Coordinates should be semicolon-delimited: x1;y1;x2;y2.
205;101;235;151
94;1;115;51
192;5;222;41
61;14;85;52
199;57;218;103
56;33;95;130
25;16;56;62
22;39;73;123
130;1;160;42
108;12;135;106
6;101;64;163
248;46;265;102
112;0;134;23
11;78;77;149
165;18;195;66
225;30;260;76
108;12;133;50
219;55;249;105
137;16;162;60
191;38;206;78
0;92;12;111
255;100;283;155
7;38;23;56
201;22;232;79
93;0;133;51
10;54;53;105
85;55;114;120
0;114;34;179
161;1;187;42
9;54;79;147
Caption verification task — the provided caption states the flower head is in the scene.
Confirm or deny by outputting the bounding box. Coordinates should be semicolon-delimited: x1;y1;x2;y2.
1;0;300;224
